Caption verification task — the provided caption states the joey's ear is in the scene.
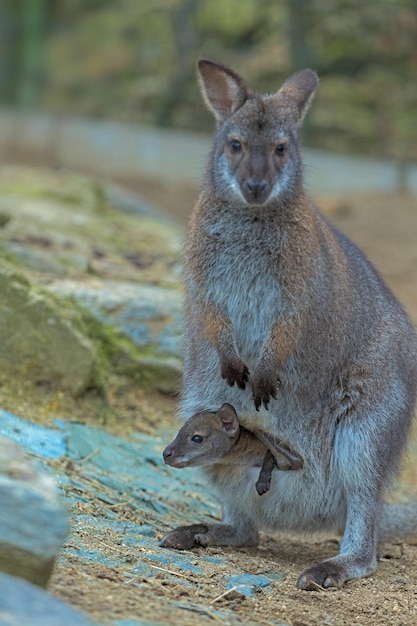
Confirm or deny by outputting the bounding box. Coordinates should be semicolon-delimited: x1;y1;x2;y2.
197;59;249;123
216;403;240;437
277;69;319;126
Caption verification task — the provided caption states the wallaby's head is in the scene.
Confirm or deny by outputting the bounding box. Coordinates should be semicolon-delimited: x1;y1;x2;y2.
163;403;240;468
198;59;318;206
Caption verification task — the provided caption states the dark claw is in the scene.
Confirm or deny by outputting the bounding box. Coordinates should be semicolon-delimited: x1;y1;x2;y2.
239;366;250;388
253;388;273;411
254;393;270;411
252;376;279;411
221;361;249;390
297;561;346;591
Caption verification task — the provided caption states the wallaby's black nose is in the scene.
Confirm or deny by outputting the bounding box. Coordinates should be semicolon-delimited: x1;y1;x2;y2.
246;178;267;198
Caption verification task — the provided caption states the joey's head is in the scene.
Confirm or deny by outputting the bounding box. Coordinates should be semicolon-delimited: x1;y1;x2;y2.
198;59;318;207
163;403;240;468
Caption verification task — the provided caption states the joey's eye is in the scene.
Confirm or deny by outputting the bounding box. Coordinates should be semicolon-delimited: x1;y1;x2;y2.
275;143;286;155
230;139;242;153
191;435;203;444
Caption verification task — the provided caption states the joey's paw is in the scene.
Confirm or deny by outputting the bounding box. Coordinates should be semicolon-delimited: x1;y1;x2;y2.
251;370;279;411
159;524;209;550
220;357;249;389
255;479;271;495
297;561;347;591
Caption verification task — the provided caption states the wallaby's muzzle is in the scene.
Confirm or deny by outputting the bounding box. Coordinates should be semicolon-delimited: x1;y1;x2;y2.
244;178;269;205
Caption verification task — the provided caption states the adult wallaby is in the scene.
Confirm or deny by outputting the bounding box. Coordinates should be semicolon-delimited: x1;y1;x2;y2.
162;402;303;496
160;59;417;590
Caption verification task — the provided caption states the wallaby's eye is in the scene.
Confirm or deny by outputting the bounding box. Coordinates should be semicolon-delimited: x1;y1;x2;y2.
275;143;286;155
230;139;242;153
191;435;203;444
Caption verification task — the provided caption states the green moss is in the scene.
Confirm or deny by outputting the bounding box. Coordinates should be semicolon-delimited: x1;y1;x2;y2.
0;167;106;211
77;308;181;394
0;245;29;270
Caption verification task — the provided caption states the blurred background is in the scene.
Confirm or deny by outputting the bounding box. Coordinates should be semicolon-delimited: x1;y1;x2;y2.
0;0;416;190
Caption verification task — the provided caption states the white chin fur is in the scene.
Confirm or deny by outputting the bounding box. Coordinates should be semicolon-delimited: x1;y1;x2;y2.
220;164;289;206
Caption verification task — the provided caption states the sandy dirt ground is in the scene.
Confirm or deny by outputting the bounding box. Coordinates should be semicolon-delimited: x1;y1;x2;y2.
48;180;417;626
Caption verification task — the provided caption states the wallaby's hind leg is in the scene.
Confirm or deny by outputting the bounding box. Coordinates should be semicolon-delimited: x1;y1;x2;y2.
297;402;401;590
297;492;378;589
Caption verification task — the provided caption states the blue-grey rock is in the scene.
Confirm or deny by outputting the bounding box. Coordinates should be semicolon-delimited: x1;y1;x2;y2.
0;409;67;459
226;573;271;598
45;278;183;392
0;436;68;586
46;279;182;358
0;572;94;626
104;182;168;219
0;241;69;275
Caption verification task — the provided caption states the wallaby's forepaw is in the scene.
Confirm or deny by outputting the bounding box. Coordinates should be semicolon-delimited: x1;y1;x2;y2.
159;524;209;550
220;357;250;389
251;371;279;410
297;561;347;591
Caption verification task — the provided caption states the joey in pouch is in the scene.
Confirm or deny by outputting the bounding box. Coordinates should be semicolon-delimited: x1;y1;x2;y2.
162;402;302;496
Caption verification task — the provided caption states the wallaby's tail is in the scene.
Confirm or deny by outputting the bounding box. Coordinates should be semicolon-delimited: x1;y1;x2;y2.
379;503;417;544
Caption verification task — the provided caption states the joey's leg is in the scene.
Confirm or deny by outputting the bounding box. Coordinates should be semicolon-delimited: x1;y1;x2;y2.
297;488;379;590
255;450;276;495
255;430;303;470
160;521;259;550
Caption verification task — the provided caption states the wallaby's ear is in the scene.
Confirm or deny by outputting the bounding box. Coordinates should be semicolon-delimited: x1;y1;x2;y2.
216;403;240;437
198;59;249;123
277;69;319;126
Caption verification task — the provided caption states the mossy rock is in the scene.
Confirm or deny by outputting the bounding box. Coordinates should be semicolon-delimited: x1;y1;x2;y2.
0;166;184;398
0;262;97;394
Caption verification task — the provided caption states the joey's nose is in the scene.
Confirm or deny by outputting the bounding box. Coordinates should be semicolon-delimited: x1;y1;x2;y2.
246;178;267;199
163;445;173;463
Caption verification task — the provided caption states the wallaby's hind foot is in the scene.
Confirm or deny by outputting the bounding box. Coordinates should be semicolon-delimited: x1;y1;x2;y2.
159;523;209;550
160;522;259;550
297;561;348;591
297;553;377;591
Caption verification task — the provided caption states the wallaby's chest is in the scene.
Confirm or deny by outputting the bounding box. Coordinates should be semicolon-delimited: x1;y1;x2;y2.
201;217;283;347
